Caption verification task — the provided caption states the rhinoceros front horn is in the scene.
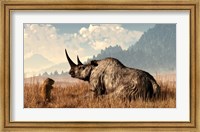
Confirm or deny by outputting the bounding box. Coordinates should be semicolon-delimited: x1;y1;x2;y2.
65;49;76;67
77;56;83;65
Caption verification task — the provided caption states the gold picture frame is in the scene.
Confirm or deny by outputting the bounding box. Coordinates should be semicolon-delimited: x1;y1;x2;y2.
0;0;199;131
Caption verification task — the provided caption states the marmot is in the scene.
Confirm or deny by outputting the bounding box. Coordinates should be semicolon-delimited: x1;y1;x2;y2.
40;78;55;102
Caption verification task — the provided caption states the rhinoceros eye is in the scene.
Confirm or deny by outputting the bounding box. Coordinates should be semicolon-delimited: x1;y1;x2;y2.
79;66;85;70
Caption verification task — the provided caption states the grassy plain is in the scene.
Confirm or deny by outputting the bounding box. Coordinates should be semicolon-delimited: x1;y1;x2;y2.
24;73;176;108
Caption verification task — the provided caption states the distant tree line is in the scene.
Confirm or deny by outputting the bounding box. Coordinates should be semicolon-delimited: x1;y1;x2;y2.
38;70;69;77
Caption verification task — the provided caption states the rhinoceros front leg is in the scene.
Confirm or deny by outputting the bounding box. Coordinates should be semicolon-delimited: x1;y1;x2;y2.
90;74;106;98
90;85;106;98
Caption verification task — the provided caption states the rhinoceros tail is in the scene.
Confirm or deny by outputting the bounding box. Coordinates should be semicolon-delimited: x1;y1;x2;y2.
151;80;161;98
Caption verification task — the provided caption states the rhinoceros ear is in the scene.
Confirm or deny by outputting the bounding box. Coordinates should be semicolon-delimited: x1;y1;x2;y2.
91;60;98;66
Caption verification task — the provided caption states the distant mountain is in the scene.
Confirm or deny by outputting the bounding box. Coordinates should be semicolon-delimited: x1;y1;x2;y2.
39;62;69;74
129;24;176;72
25;54;54;70
89;24;176;73
87;45;124;62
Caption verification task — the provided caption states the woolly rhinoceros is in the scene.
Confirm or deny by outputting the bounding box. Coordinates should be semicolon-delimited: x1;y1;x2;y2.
65;49;160;100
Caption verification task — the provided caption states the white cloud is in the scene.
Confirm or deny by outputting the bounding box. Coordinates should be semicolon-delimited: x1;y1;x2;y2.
91;41;109;50
78;24;143;50
24;24;143;74
24;24;66;63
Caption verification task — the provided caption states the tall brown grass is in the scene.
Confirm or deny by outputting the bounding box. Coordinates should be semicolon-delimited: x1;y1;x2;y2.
24;74;176;108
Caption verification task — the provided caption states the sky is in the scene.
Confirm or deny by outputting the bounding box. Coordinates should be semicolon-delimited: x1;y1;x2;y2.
51;23;155;34
24;23;155;74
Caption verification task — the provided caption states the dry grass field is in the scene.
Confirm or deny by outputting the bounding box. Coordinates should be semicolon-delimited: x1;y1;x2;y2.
24;73;176;108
